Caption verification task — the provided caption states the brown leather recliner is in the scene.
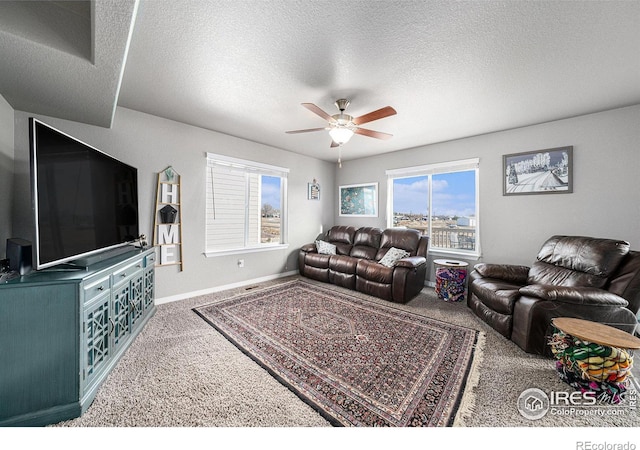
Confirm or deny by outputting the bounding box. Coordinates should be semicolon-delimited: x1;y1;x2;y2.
299;226;429;303
468;235;640;355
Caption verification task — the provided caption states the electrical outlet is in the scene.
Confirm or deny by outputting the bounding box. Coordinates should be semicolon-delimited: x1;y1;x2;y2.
237;259;244;268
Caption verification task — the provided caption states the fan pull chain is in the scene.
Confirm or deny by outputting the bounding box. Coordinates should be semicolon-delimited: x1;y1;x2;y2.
338;146;342;168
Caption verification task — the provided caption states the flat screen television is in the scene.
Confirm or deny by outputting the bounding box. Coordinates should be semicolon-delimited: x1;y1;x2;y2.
29;118;139;269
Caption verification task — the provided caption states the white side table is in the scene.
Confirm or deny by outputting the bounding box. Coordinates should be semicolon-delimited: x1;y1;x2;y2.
434;259;469;302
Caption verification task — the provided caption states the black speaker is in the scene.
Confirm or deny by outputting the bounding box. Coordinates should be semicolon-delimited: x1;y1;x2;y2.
7;238;32;275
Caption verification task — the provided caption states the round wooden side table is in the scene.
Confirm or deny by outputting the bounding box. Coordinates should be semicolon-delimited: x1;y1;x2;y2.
434;259;469;302
549;317;640;404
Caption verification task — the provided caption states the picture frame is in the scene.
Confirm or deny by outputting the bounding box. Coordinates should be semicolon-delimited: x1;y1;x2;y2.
308;181;320;200
339;182;378;217
503;146;573;196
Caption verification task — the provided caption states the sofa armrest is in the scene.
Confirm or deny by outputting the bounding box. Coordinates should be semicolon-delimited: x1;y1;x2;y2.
474;263;529;284
300;243;317;253
519;284;629;307
395;256;426;269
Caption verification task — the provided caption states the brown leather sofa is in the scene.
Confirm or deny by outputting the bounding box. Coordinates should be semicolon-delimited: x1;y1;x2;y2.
468;235;640;355
299;226;429;303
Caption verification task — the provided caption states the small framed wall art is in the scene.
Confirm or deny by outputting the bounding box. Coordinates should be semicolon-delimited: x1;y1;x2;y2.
339;182;378;217
308;179;320;200
503;146;573;196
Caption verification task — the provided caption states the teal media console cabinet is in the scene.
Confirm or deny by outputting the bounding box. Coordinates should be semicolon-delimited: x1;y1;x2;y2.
0;248;156;426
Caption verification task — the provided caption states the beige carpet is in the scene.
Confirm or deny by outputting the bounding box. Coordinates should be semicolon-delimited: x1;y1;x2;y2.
52;275;638;428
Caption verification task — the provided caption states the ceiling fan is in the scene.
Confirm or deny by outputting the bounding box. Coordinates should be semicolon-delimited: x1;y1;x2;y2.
286;99;397;148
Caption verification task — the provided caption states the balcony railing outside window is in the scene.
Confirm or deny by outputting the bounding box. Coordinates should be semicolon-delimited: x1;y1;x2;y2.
394;219;476;252
431;227;476;251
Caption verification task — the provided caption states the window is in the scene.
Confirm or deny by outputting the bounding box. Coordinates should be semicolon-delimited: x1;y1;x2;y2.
386;158;480;257
205;153;288;255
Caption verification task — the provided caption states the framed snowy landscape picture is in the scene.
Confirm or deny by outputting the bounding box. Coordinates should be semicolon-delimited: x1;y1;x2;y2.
503;146;573;196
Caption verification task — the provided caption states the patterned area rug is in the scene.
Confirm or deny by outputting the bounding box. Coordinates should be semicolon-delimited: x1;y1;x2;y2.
193;279;480;426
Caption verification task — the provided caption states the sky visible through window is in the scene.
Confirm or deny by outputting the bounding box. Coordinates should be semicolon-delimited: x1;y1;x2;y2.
261;175;281;210
394;171;476;217
262;171;475;218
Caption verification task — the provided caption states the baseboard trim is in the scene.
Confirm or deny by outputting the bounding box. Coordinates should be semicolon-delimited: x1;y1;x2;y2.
155;270;299;305
0;402;80;427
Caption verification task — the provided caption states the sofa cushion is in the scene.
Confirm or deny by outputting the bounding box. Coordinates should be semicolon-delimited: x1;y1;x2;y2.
519;284;628;307
305;253;331;269
349;227;383;260
528;235;630;287
329;255;359;274
315;240;336;255
353;227;383;247
377;228;421;259
474;263;530;284
528;262;611;288
350;246;378;260
357;259;394;284
470;277;522;315
329;271;356;290
325;226;356;255
378;247;410;267
468;293;513;338
356;278;393;302
304;266;330;283
326;226;356;244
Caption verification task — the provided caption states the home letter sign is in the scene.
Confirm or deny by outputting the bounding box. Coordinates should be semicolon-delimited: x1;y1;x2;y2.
153;167;183;270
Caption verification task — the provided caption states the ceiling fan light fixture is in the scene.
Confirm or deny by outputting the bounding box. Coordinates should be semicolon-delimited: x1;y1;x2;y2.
286;99;396;148
328;126;354;145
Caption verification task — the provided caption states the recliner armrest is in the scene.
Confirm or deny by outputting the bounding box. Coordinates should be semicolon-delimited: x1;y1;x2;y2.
394;256;426;269
474;263;529;284
300;243;317;253
519;284;629;307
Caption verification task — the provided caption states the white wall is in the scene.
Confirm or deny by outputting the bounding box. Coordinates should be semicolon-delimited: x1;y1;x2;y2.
10;105;640;294
335;105;640;282
0;94;14;258
12;107;335;299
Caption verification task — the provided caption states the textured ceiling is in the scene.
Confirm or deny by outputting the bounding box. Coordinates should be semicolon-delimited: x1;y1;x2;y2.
0;0;137;127
1;1;639;162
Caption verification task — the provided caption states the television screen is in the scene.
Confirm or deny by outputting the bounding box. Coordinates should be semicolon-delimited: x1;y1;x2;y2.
30;118;139;269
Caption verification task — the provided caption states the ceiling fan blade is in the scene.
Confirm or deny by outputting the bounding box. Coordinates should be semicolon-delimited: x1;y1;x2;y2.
353;127;393;140
301;103;337;123
352;106;397;125
285;127;327;134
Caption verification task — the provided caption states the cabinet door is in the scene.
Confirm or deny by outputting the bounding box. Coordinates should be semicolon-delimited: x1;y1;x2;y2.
129;268;145;329
82;291;112;392
111;257;147;348
143;251;156;314
82;274;112;394
111;277;132;352
143;266;155;313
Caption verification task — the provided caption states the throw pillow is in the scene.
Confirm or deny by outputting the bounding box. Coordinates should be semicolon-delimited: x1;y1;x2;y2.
315;240;337;255
378;247;410;267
